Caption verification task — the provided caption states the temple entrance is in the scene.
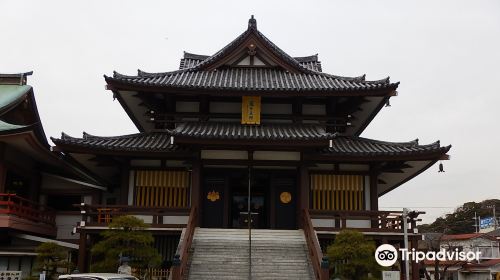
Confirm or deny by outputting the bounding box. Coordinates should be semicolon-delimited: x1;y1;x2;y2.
201;168;297;229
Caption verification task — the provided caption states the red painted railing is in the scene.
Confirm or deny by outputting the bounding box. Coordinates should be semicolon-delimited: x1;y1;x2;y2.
0;193;56;225
303;209;329;280
171;206;197;280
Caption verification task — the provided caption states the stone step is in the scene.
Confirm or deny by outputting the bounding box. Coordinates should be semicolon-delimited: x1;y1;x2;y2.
187;228;314;280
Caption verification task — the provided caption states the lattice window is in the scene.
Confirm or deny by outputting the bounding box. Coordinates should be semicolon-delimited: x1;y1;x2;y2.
135;170;190;207
310;174;364;211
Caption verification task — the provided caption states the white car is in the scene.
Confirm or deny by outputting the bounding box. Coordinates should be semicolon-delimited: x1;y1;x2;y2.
58;273;138;280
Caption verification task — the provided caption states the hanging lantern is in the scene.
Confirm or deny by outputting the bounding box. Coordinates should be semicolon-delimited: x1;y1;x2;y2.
438;162;445;172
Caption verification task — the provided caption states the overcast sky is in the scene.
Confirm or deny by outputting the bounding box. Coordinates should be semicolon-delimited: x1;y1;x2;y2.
2;0;499;223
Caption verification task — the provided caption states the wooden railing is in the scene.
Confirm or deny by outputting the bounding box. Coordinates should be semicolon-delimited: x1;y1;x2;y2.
171;206;197;280
0;193;55;225
132;267;170;280
309;209;424;232
302;209;329;280
78;204;190;226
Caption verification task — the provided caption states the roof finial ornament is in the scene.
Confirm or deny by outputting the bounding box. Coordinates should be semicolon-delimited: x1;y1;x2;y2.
248;15;257;30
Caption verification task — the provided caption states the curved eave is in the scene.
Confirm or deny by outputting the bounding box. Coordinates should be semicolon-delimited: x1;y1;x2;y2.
51;139;191;158
308;151;450;162
52;144;193;158
377;159;439;197
0;129;62;166
0;85;32;116
0;85;50;146
109;88;146;132
0;128;103;186
105;76;399;97
0;121;49;148
309;143;451;162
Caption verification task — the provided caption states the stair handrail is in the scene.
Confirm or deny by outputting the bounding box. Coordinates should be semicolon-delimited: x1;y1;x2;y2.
302;209;329;280
171;206;197;280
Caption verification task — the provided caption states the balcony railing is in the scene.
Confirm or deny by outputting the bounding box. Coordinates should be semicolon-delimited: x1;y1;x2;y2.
309;209;424;233
0;193;56;225
78;204;190;227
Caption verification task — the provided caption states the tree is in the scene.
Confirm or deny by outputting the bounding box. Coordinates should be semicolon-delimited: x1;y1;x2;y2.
90;215;161;272
34;242;73;280
326;230;381;280
418;199;500;234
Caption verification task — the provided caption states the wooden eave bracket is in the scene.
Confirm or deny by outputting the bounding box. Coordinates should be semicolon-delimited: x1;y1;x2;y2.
440;154;450;160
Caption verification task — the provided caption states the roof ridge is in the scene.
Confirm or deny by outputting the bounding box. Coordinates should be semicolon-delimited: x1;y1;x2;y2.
352;136;428;147
293;54;319;62
183;52;209;60
55;131;172;141
182;52;321;63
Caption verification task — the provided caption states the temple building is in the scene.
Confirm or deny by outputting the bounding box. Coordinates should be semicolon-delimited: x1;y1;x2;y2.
0;72;104;275
32;16;448;279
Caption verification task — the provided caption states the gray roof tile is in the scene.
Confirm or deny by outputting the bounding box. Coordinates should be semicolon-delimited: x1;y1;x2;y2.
52;123;450;158
107;68;397;92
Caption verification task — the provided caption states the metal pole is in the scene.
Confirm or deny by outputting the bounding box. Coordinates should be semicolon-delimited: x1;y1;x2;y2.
403;208;410;280
493;205;497;230
248;166;252;280
473;212;478;233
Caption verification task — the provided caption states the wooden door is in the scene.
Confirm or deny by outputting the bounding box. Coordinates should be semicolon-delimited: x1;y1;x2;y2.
273;178;297;229
202;178;226;228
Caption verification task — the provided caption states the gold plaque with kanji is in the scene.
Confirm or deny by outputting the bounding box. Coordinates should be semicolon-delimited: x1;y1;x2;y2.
241;96;261;125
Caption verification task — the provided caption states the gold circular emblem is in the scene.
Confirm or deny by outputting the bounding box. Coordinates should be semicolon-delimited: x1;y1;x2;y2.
280;192;292;204
207;191;220;202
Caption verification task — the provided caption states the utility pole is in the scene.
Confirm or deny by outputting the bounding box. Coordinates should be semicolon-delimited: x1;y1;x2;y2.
403;208;410;280
247;166;252;280
493;205;497;230
473;212;479;233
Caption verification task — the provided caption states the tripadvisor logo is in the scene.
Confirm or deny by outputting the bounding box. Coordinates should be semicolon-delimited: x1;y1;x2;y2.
374;244;481;267
375;244;398;267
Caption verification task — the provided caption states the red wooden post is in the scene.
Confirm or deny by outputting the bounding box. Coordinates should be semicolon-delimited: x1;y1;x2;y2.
171;255;181;280
321;256;329;280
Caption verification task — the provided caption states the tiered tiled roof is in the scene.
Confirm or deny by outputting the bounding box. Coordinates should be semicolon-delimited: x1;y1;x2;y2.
173;122;331;141
52;132;179;152
105;17;397;93
52;124;450;158
323;137;450;157
107;69;395;93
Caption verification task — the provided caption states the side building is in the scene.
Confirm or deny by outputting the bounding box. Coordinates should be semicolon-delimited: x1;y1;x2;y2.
0;73;104;276
51;17;451;279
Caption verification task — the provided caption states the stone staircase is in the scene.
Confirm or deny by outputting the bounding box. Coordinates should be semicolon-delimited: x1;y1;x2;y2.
186;228;315;280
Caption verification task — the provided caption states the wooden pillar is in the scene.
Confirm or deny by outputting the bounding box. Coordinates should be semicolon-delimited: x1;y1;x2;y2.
191;159;201;224
370;173;378;228
120;163;130;205
369;173;378;211
0;163;7;193
298;164;309;228
29;173;41;203
78;231;87;272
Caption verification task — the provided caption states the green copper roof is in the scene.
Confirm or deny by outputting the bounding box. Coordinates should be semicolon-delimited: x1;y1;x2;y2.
0;84;31;113
0;119;28;132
